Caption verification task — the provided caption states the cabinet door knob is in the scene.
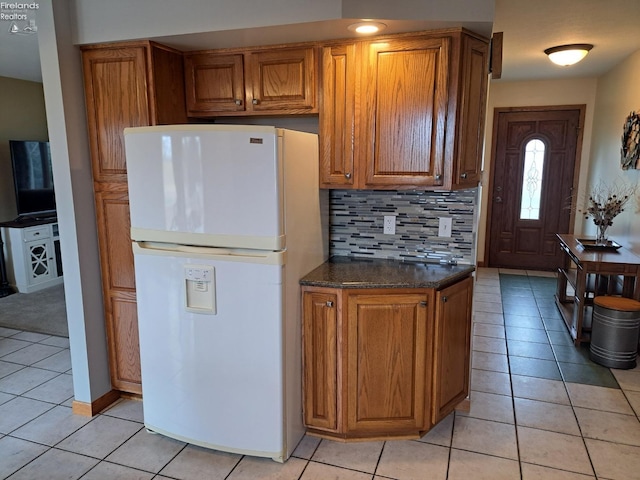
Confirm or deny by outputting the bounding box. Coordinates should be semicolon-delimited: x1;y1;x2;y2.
460;172;468;179
420;301;427;307
344;173;352;179
326;301;334;307
442;296;448;303
495;196;503;203
252;98;259;105
235;99;243;106
435;174;442;181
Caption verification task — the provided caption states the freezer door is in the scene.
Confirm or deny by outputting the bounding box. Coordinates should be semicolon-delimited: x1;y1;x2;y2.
134;245;290;459
125;125;284;250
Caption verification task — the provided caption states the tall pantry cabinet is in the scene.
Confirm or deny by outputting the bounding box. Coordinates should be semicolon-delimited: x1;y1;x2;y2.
81;41;187;394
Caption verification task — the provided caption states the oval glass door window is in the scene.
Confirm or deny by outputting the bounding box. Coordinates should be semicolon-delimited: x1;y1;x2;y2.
519;139;545;220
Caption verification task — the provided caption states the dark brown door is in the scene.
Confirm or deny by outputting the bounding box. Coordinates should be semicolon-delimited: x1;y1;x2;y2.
487;107;583;270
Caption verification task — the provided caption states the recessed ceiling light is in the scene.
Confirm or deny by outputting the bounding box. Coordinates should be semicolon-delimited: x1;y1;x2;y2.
544;44;594;66
347;22;387;35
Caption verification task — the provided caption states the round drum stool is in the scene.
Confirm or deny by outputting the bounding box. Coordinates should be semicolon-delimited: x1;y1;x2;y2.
590;296;640;369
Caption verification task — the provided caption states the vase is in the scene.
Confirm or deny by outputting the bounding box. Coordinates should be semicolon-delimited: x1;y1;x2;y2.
596;224;609;246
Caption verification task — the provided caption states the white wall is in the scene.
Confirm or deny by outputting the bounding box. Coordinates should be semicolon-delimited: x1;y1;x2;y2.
39;0;111;404
477;77;598;265
71;0;342;44
342;0;494;21
70;0;494;45
586;50;640;252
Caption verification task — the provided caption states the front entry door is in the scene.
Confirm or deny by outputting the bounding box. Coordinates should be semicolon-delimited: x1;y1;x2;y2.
487;107;583;270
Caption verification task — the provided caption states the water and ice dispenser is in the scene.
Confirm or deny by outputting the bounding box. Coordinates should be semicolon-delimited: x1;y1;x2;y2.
184;265;216;314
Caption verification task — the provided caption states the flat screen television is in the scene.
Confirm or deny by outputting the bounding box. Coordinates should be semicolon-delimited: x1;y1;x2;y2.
9;140;57;219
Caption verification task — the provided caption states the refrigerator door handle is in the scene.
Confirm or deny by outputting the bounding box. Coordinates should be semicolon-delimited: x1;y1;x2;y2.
133;242;286;265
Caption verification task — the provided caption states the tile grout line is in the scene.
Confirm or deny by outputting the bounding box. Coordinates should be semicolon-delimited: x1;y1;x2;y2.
496;273;524;479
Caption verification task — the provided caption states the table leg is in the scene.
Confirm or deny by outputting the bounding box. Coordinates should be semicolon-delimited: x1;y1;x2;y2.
573;267;587;345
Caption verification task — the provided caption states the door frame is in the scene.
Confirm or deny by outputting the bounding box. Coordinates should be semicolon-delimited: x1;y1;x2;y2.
482;105;586;269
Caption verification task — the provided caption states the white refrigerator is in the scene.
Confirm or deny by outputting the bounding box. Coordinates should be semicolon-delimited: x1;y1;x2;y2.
123;124;327;462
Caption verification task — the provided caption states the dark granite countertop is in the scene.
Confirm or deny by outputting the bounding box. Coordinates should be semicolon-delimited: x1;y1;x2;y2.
300;256;475;289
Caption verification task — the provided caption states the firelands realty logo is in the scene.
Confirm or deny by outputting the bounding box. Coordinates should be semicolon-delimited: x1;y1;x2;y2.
1;2;39;34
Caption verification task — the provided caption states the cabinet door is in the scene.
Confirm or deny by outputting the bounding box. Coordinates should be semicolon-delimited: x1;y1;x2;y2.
319;43;357;188
25;238;54;285
82;46;151;183
184;53;246;115
148;44;188;125
361;37;450;188
451;34;488;188
303;291;339;431
432;276;473;423
247;47;317;114
346;292;430;434
94;186;141;394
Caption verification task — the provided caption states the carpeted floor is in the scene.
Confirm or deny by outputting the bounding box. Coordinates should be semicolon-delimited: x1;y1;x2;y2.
0;283;68;337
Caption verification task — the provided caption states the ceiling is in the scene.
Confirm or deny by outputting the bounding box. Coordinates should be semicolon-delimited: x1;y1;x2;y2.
1;0;640;84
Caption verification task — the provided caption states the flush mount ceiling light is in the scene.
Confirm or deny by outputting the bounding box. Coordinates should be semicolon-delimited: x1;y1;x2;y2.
347;21;387;34
544;44;593;66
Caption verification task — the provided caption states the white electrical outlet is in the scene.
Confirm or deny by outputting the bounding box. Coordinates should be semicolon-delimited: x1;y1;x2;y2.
438;217;452;237
383;215;396;235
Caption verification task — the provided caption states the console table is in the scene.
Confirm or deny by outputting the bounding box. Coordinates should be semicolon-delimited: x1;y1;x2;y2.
0;217;63;293
555;234;640;345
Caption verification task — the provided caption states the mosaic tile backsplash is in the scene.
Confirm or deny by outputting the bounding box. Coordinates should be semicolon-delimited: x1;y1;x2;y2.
330;188;479;265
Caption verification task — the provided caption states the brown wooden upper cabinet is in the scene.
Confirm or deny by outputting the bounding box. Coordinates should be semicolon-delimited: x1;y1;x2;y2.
82;41;187;184
320;29;489;190
184;45;318;116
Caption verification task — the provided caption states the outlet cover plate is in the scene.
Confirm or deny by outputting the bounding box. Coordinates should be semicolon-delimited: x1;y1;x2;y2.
383;215;396;235
438;217;452;237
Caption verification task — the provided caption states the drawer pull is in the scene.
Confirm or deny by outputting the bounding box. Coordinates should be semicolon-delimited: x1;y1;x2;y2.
420;301;427;307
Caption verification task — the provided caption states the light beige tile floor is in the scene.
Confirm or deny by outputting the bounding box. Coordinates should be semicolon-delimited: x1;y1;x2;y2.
1;267;640;479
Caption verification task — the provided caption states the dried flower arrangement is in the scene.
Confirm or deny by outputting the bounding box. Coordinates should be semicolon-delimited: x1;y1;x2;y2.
581;181;636;244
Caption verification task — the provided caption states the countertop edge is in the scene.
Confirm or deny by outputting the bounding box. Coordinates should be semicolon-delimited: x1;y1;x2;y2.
299;262;475;290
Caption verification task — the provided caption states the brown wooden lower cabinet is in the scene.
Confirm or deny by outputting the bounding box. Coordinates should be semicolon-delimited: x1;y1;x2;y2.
93;185;142;394
302;275;473;440
433;277;474;423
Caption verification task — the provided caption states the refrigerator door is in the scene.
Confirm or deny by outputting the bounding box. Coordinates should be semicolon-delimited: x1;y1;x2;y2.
133;242;294;461
125;125;284;250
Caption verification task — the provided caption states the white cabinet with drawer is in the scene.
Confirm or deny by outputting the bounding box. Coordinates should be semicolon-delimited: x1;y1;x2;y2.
1;221;63;293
